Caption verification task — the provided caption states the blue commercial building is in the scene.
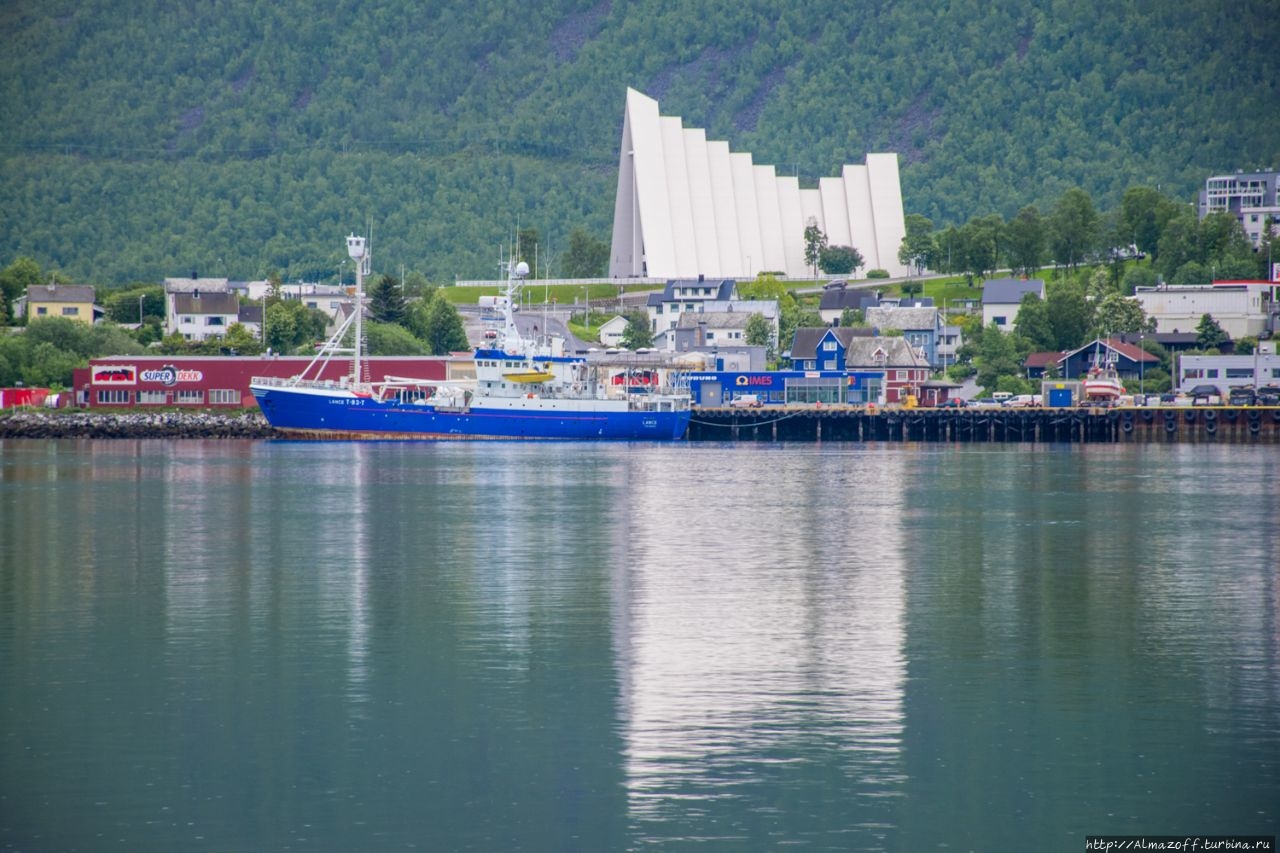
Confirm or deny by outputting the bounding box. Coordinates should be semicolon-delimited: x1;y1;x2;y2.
682;370;884;407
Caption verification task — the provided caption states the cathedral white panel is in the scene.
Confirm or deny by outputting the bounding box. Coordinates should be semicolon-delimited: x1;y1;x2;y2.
660;117;699;277
682;128;722;276
730;153;765;275
622;90;674;278
776;177;807;278
706;140;744;276
819;177;853;249
753;166;787;275
843;164;880;271
867;154;908;277
609;108;640;276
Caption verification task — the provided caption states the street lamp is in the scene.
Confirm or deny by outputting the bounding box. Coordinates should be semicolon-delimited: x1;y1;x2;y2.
138;293;145;326
1139;334;1145;399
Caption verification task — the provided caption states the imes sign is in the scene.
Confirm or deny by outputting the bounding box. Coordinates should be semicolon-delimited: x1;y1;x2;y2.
139;364;204;386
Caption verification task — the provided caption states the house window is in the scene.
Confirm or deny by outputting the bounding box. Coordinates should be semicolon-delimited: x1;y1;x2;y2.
1226;368;1253;378
1184;369;1202;379
207;317;225;326
138;390;167;405
181;316;194;324
823;359;836;370
706;332;716;341
823;341;837;351
895;370;907;380
994;315;1007;326
96;389;130;405
62;306;78;316
1207;369;1219;378
209;389;240;405
36;307;47;315
176;390;204;405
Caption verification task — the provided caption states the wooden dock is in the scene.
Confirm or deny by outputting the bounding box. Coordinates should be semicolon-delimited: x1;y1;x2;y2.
686;406;1280;443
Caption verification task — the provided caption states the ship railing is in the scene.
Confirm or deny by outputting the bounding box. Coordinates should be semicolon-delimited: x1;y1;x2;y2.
251;374;353;391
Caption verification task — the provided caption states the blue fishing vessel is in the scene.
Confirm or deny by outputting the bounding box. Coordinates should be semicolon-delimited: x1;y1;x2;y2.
250;235;692;440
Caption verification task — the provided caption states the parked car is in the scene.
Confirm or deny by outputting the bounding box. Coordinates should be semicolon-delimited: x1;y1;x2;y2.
1187;384;1221;406
730;393;763;408
1256;385;1280;406
937;397;966;408
1228;386;1256;406
1005;394;1043;408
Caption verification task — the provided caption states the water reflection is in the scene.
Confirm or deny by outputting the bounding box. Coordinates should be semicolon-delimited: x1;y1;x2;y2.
615;445;907;847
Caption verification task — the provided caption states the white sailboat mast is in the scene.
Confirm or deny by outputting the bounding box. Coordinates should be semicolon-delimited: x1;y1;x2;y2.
347;234;370;385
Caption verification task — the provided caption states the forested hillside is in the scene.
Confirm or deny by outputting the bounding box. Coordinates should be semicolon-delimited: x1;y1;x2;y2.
1;0;1276;285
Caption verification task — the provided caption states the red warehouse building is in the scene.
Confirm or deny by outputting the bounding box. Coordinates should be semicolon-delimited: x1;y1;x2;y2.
74;356;458;409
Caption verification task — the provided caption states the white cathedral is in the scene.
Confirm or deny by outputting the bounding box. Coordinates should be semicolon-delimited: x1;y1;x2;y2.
609;88;908;281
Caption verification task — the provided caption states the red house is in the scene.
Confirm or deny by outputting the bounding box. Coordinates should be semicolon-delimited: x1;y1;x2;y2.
74;355;456;409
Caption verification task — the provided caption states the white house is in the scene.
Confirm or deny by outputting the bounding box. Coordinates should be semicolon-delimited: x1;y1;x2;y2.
1134;283;1268;339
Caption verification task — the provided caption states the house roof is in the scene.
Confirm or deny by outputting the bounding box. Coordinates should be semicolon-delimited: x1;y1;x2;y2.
983;278;1045;304
1063;337;1160;364
174;292;239;315
164;277;230;294
648;278;736;306
789;326;875;359
1024;350;1070;369
674;311;753;330
26;284;96;303
819;289;880;312
865;306;938;331
844;336;931;368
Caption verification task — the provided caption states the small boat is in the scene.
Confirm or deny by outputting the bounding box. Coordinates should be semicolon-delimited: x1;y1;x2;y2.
250;234;692;440
503;370;556;384
1083;364;1125;401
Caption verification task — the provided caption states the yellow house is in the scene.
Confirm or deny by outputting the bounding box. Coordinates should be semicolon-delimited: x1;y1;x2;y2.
25;284;99;325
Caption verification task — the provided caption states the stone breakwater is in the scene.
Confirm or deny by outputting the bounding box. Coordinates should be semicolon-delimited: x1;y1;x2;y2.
0;410;279;439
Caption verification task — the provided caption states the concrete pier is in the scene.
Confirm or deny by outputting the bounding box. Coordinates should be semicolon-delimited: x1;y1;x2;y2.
686;406;1280;443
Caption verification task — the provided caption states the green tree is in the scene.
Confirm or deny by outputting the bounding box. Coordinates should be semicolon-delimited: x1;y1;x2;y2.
973;322;1030;392
561;228;610;278
407;291;469;355
1121;265;1157;295
1119;186;1179;261
1045;276;1092;350
365;321;427;355
221;322;264;355
956;214;1002;283
1004;205;1046;276
1013;293;1055;350
1195;313;1228;350
516;228;541;273
620;309;654;350
897;214;936;275
1049;187;1099;270
368;274;406;325
103;285;164;324
803;222;827;279
0;257;44;322
744;312;772;347
1091;292;1154;337
819;244;862;275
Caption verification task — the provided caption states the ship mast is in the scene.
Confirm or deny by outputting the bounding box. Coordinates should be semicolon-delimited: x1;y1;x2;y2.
347;234;370;385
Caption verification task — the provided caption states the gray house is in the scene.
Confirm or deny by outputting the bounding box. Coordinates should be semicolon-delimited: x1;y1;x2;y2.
982;278;1045;332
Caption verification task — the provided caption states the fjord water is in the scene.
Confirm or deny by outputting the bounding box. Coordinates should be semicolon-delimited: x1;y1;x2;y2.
1;440;1276;852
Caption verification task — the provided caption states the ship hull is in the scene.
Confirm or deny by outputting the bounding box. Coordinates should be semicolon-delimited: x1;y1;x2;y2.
251;384;691;441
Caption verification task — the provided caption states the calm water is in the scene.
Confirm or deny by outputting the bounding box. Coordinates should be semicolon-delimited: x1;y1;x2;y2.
1;440;1276;852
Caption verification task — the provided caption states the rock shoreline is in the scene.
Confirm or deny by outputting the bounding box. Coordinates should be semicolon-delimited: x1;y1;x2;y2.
0;410;280;439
